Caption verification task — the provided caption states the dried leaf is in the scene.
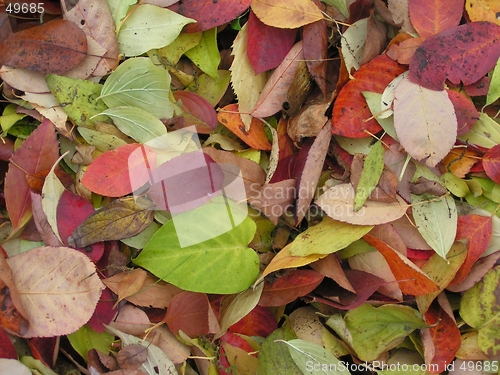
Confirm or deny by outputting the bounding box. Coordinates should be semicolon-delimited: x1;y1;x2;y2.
0;20;87;75
69;197;154;248
7;246;104;338
116;344;148;370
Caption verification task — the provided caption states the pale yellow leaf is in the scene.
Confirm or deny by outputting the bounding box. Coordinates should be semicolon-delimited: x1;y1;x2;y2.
7;246;104;338
315;183;409;225
251;0;324;28
230;23;267;129
466;0;500;26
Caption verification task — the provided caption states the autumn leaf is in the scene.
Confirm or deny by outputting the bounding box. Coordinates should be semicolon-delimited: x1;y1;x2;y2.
251;0;324;29
466;0;500;26
409;0;464;38
0;19;87;75
409;21;500;90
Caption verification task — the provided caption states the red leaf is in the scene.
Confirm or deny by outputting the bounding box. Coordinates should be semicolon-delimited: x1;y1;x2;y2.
0;329;17;359
449;214;492;287
483;144;500;184
217;104;272;150
229;305;277;337
247;10;297;74
364;234;439;296
302;0;328;95
332;54;407;138
409;22;500;90
409;0;464;38
87;288;116;333
0;19;87;75
259;269;324;306
164;291;212;338
27;337;58;368
172;0;252;33
148;152;225;213
220;332;255;353
57;190;104;263
173;91;218;132
447;90;480;135
81;144;156;197
5;119;59;230
422;301;461;373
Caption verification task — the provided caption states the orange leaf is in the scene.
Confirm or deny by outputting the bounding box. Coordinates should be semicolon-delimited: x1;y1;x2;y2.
251;0;323;29
409;0;464;38
217;104;272;150
332;54;407;138
449;215;492;287
0;19;87;75
364;234;439;296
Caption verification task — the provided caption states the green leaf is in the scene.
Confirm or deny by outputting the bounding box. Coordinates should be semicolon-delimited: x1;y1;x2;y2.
156;32;202;66
258;322;302;375
186;70;231;107
354;141;385;211
411;164;457;259
362;92;398;140
342;304;428;361
486;57;500;106
46;74;108;127
67;325;114;360
279;339;352;375
133;197;259;294
289;216;372;256
0;104;26;133
117;4;196;56
41;154;66;243
185;28;221;79
78;127;128;152
99;57;178;119
101;106;167;144
321;0;349;17
460;265;500;359
105;0;136;27
459;112;500;148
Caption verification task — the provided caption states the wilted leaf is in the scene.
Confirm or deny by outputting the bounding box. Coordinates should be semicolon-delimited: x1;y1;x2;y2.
409;22;500;90
247;10;297;74
316;183;409;225
409;0;464;37
394;75;457;167
99;57;177;119
259;270;324;306
69;197;154;248
251;0;323;29
460;266;500;359
133;197;259;294
5;119;59;230
332;54;407;138
81;144;156;197
117;4;195;56
0;20;87;75
252;42;304;118
289;216;372;256
218;104;272;150
6;246;104;338
174;0;252;33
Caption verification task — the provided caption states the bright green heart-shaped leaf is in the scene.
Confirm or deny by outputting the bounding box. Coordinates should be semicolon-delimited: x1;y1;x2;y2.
289;216;372;256
342;304;428;361
460;266;500;359
99;57;178;119
133;198;259;294
117;4;196;56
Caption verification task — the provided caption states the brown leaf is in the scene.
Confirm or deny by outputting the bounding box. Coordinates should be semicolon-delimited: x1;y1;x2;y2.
115;269;148;308
115;344;148;370
248;179;296;224
287;96;330;143
0;19;87;75
409;176;447;196
69;198;154;248
360;9;387;65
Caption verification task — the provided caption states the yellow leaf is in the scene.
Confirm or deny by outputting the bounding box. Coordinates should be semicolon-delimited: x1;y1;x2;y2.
466;0;500;26
251;0;324;29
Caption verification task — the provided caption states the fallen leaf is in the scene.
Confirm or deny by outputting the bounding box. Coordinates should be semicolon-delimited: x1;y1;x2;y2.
408;0;464;37
229;305;277;337
173;91;218;132
409;22;500;90
394;75;457;167
332;54;407;138
68;197;154;248
7;246;104;338
116;344;148;370
466;0;500;26
247;10;297;74
447;90;480;135
0;19;87;75
251;0;323;29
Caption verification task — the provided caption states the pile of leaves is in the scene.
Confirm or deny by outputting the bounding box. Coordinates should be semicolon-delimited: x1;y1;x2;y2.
1;0;500;374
